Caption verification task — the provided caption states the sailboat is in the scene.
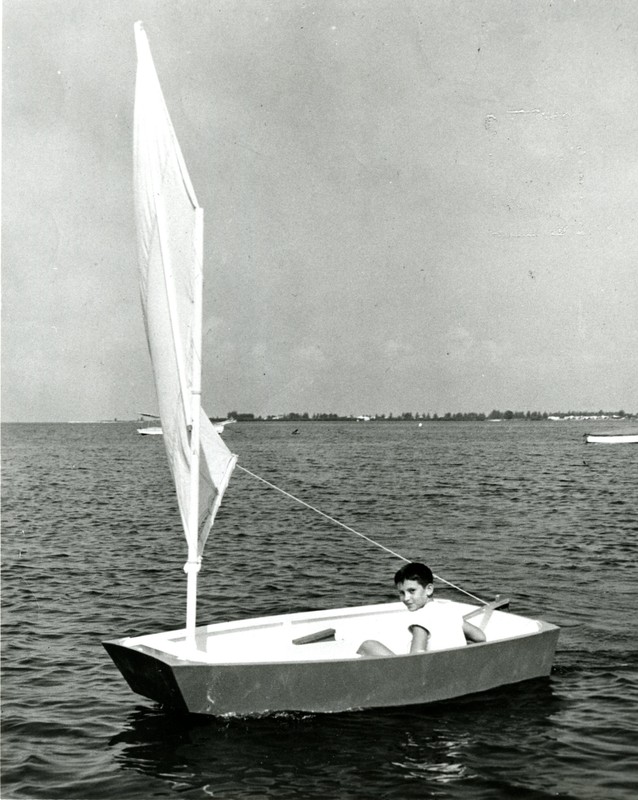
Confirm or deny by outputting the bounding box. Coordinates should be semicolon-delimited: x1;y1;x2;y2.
137;416;235;436
212;418;236;434
103;23;559;717
136;412;162;435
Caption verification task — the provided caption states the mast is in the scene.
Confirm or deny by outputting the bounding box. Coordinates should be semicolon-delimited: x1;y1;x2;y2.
184;206;204;644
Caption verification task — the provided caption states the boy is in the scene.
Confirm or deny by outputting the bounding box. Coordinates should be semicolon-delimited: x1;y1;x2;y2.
357;562;486;656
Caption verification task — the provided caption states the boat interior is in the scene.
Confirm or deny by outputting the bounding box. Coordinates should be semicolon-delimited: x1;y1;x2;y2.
122;599;544;665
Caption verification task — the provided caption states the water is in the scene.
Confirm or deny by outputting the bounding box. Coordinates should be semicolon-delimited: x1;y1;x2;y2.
2;421;637;799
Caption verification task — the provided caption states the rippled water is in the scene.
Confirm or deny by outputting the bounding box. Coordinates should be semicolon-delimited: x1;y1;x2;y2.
2;421;637;799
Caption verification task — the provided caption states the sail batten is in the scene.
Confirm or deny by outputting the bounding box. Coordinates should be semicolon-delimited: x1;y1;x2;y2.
133;21;237;587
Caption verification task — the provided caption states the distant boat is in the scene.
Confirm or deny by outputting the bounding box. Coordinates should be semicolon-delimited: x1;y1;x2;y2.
103;23;559;718
137;413;162;435
138;426;163;435
585;431;638;445
212;418;236;434
138;416;235;436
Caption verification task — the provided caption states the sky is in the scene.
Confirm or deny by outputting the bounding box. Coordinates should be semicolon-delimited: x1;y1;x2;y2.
3;0;638;422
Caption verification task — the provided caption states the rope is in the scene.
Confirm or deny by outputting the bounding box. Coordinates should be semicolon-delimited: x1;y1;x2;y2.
236;464;487;604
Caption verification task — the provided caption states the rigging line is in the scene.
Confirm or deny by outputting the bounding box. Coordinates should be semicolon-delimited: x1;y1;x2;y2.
236;465;487;604
237;465;408;561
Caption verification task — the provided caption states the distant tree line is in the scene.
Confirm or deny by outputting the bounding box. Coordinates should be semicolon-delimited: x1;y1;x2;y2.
222;409;635;422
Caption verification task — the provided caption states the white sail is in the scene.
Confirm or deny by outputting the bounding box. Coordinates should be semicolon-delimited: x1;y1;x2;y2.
133;22;237;564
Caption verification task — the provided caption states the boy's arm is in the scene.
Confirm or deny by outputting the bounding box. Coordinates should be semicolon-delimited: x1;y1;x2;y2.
408;624;429;653
463;620;486;643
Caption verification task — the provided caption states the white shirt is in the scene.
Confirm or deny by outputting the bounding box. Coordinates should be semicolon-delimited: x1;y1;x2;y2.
395;600;467;653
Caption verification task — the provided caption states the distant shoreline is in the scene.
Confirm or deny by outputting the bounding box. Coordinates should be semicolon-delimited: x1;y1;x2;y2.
4;411;636;425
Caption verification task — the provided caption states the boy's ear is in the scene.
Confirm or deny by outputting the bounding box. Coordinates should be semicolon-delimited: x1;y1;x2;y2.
425;583;434;596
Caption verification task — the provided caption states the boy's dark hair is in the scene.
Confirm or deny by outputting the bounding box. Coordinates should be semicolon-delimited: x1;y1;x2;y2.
394;562;434;587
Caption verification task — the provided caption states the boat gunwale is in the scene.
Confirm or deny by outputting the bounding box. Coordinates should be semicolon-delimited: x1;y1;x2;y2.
105;622;558;669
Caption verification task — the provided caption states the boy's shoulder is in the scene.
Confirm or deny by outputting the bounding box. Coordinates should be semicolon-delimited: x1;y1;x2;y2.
410;600;460;625
409;600;467;650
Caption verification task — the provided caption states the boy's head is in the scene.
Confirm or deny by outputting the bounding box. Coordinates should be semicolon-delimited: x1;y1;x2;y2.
394;562;434;587
394;562;434;612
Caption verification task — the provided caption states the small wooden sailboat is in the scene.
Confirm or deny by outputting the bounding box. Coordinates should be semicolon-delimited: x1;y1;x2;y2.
103;23;559;717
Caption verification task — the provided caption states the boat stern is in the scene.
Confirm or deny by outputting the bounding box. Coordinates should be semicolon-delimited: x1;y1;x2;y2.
103;638;189;710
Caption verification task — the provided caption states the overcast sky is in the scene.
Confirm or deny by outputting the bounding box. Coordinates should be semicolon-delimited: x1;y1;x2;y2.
3;0;637;422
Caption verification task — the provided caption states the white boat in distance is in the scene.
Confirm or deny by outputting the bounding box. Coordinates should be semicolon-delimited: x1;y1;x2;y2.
103;24;559;717
137;414;236;436
585;431;638;445
137;413;163;436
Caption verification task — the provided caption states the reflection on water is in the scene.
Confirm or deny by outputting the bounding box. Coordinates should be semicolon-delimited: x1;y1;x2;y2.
108;681;562;799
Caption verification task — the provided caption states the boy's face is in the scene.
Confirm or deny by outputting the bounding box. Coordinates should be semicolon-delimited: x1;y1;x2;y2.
396;579;433;611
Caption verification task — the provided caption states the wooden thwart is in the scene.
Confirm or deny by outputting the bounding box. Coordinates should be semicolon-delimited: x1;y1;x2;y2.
292;628;336;645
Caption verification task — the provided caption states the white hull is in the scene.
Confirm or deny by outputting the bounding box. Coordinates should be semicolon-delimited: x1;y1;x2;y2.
212;419;236;434
585;432;638;444
104;599;559;716
137;421;233;436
